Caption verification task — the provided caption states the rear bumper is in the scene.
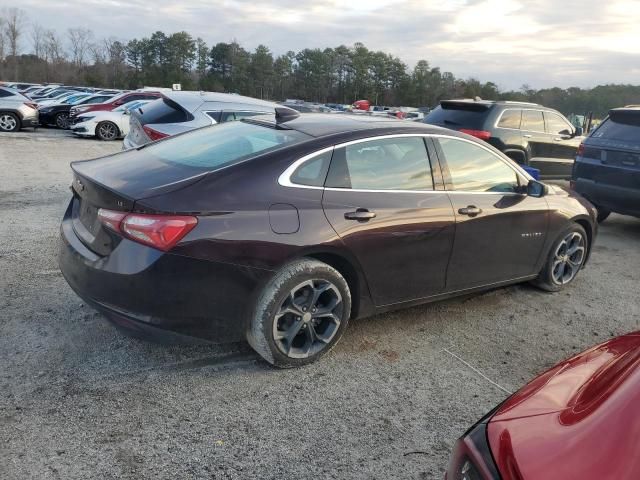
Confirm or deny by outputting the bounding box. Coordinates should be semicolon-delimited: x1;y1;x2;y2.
574;178;640;217
58;200;273;344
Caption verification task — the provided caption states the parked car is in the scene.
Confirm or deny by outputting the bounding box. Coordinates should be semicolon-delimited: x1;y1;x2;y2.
71;100;151;140
572;106;640;222
281;101;332;113
59;111;596;367
123;91;278;149
0;86;39;132
69;90;162;122
36;91;81;107
425;100;583;179
445;331;640;480
39;94;115;128
4;82;40;91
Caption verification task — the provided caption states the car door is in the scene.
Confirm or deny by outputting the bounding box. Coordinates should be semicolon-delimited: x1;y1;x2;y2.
433;135;548;290
321;135;456;305
543;111;581;178
521;109;555;176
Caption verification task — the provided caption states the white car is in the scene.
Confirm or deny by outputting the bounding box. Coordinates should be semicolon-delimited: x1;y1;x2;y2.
71;100;150;141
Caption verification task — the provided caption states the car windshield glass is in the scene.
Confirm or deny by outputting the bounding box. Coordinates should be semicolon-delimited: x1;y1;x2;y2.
592;114;640;143
143;121;310;170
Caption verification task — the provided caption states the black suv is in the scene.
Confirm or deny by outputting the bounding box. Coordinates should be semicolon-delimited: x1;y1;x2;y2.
572;106;640;222
425;100;583;179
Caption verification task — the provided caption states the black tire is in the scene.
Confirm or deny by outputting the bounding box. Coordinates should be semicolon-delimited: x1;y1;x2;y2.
532;223;588;292
596;208;611;223
54;112;69;129
247;258;352;368
95;121;120;141
0;112;20;132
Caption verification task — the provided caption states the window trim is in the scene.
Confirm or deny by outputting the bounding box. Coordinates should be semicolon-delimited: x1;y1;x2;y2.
494;108;551;134
494;108;522;130
278;133;532;194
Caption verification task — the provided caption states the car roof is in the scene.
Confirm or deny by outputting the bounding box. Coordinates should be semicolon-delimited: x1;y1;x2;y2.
249;112;452;138
163;91;278;112
441;99;542;108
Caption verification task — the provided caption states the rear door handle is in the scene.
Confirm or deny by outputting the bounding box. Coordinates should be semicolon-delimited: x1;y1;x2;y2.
344;209;377;221
523;134;532;138
458;205;482;217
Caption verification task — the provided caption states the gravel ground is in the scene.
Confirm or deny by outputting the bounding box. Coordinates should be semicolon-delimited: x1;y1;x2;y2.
1;129;639;480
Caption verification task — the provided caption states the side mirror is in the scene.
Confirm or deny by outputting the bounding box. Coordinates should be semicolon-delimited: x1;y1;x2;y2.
527;179;547;198
574;126;583;137
123;109;130;115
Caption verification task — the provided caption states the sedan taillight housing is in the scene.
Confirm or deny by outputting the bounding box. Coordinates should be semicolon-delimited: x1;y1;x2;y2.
98;209;197;251
459;129;492;141
143;125;170;141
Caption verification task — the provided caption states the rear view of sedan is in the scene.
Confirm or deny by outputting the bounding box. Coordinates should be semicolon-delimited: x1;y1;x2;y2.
446;332;640;479
59;111;596;367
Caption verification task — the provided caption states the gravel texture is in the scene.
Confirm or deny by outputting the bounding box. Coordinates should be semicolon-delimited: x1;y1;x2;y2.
1;129;639;479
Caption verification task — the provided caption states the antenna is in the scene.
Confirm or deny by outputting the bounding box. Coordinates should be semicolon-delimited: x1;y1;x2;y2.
275;106;300;123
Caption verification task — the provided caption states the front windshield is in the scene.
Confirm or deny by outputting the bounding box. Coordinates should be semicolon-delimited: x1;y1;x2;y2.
67;95;90;104
143;120;311;170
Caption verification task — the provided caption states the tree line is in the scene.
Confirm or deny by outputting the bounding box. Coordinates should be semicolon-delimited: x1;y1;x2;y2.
1;7;638;117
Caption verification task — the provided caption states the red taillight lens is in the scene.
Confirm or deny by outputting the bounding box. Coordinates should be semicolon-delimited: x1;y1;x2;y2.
98;209;197;251
24;102;38;110
576;142;585;157
459;129;492;140
143;125;169;141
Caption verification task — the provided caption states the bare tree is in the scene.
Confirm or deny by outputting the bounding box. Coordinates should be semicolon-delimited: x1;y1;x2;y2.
31;23;46;59
0;17;5;62
3;8;27;80
67;27;93;67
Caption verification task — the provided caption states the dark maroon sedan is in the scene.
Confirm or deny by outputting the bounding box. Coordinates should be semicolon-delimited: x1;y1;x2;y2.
59;110;596;367
446;332;640;479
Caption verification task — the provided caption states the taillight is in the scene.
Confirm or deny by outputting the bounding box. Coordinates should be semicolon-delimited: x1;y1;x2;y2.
143;125;169;141
24;102;38;110
459;129;492;141
576;142;585;157
446;422;501;480
98;209;197;251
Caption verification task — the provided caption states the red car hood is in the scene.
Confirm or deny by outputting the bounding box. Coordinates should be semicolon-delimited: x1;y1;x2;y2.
488;332;640;480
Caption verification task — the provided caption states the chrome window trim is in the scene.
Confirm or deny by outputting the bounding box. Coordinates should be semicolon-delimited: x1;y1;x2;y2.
278;133;532;193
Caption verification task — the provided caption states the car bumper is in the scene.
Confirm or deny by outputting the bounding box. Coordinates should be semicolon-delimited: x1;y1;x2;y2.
58;201;272;344
70;121;97;136
574;178;640;217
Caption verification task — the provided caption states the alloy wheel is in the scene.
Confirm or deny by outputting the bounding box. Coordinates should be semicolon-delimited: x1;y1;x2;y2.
272;279;343;358
98;122;117;140
551;231;585;285
56;113;69;129
0;114;17;131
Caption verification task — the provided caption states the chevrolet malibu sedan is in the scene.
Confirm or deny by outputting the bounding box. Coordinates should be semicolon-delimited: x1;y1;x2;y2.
446;332;640;479
59;110;596;367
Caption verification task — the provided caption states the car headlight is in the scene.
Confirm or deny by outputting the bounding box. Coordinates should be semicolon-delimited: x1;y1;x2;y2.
77;116;94;122
39;107;53;113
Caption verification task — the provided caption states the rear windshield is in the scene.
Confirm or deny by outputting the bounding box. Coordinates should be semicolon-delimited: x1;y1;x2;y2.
592;113;640;143
138;98;191;125
143;121;311;170
425;103;489;129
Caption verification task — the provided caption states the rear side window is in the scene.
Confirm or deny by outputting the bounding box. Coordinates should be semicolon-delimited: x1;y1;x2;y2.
438;137;519;193
138;98;192;124
521;110;545;132
290;150;333;187
326;137;433;190
497;109;521;129
592;113;640;143
143;121;311;170
425;103;490;129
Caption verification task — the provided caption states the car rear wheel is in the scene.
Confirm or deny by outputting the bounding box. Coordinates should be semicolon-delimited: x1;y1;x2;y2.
0;112;20;132
55;112;69;129
532;224;588;292
96;121;120;141
247;258;351;368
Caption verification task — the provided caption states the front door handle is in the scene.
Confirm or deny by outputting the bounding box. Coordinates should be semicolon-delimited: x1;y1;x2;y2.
344;208;377;221
523;134;533;138
458;205;482;217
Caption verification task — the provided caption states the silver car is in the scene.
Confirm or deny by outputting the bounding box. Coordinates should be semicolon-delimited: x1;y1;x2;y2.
123;91;278;149
0;87;39;132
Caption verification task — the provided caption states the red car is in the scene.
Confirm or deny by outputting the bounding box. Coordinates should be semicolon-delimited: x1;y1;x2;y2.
69;91;162;120
446;332;640;479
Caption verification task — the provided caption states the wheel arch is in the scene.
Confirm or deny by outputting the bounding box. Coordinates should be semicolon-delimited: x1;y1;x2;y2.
573;216;594;265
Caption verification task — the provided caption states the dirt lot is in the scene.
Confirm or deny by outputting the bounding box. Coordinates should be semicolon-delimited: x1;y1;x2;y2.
1;129;639;480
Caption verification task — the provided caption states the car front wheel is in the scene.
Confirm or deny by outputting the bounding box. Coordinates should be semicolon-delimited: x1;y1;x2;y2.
96;121;120;141
247;258;351;368
532;224;588;292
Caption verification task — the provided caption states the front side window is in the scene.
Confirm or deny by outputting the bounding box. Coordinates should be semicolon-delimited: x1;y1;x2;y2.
326;136;433;190
521;110;545;132
497;109;522;129
438;137;519;193
545;112;573;135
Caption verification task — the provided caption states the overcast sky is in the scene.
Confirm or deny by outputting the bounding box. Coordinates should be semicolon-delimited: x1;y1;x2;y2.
12;0;640;90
